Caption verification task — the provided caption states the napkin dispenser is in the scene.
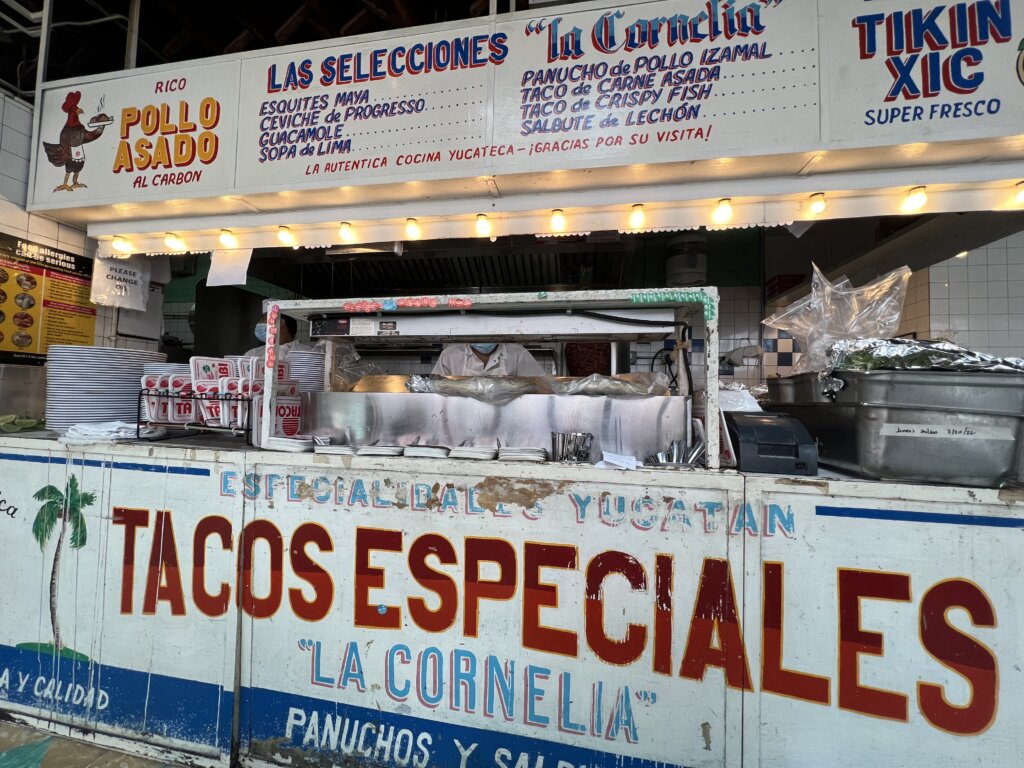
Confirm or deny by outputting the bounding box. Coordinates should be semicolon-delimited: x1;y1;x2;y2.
723;412;817;475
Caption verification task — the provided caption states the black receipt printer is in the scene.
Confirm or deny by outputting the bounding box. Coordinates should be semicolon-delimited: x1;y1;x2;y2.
724;412;818;476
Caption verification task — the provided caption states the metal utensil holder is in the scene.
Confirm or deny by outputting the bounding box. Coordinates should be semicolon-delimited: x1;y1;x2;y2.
551;431;594;463
136;389;254;444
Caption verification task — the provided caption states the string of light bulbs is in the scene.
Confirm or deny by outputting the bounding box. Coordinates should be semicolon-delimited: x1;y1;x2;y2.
104;179;1024;254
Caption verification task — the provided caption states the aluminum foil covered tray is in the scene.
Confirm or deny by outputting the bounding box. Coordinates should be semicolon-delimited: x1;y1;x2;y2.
826;337;1024;375
767;365;1024;488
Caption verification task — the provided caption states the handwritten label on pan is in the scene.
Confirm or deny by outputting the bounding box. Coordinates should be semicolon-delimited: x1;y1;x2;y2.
879;424;1015;441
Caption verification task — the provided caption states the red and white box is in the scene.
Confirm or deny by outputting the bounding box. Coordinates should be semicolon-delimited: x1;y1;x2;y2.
193;380;222;426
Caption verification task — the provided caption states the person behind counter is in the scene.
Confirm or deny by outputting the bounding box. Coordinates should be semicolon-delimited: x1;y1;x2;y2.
244;314;313;359
431;342;547;377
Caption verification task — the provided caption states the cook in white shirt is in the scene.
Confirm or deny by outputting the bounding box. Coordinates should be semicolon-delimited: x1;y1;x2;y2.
431;342;547;377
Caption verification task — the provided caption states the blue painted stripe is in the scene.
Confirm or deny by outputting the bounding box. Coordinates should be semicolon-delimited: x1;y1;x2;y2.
816;505;1024;529
242;685;692;768
0;452;210;477
0;644;231;753
0;453;51;465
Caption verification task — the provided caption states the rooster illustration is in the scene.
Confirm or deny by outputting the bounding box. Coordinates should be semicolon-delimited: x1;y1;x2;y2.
42;91;112;192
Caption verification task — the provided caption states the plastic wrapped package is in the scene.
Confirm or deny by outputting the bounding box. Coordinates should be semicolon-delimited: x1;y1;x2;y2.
320;341;385;392
406;375;544;403
552;372;670;397
405;372;671;403
763;263;911;373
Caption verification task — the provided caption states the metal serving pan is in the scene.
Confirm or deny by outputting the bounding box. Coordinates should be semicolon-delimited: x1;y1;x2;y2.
767;370;1024;488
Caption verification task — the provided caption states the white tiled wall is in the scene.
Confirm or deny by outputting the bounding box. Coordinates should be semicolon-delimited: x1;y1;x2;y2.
0;94;31;207
899;269;931;339
92;305;160;352
929;230;1024;357
633;286;765;389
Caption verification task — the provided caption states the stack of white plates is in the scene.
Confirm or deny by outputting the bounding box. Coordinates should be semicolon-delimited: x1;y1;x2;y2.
143;363;191;377
449;446;498;460
404;445;450;458
265;436;314;453
498;447;549;463
356;445;405;457
46;346;167;432
314;444;357;456
286;350;326;393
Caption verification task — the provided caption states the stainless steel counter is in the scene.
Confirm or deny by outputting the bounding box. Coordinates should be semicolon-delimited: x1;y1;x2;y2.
303;391;690;460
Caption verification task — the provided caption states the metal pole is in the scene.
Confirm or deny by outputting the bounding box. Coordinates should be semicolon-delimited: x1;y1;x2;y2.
24;0;52;208
32;0;51;90
489;0;497;15
124;0;140;69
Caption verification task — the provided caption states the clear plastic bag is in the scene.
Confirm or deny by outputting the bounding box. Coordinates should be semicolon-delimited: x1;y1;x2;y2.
320;341;385;392
406;375;544;403
763;263;911;373
552;372;670;397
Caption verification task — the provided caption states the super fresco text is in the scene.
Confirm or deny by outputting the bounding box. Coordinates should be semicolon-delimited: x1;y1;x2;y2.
828;0;1023;142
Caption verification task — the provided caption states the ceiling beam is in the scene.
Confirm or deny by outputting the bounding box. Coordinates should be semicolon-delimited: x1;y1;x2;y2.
224;29;255;54
161;27;192;59
390;0;416;27
151;0;224;55
227;0;278;45
356;0;390;22
274;1;312;43
338;8;370;36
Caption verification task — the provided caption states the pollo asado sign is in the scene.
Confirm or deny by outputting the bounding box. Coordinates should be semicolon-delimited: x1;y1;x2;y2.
31;61;239;207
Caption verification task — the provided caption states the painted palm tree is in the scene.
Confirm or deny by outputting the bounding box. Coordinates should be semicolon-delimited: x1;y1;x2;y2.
31;475;93;651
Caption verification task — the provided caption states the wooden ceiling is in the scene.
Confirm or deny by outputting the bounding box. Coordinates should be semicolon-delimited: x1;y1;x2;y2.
0;0;529;100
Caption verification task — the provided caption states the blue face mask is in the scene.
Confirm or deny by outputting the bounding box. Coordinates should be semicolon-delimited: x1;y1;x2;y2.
471;342;498;355
254;322;268;343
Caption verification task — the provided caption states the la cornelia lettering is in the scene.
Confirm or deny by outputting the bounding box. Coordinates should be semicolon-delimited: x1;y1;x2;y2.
852;2;1012;102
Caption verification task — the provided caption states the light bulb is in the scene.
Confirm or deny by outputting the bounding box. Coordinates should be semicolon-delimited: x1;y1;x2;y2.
112;236;133;254
550;209;566;232
219;229;238;248
711;198;733;226
277;226;295;246
475;214;492;237
338;222;355;243
955;250;968;259
902;186;928;212
1015;182;1024;205
164;232;185;251
807;193;827;216
629;204;646;229
405;218;421;240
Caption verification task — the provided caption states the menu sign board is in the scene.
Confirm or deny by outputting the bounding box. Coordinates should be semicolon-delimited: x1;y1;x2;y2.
233;1;818;186
0;234;96;365
235;25;495;188
25;0;1024;209
491;0;820;172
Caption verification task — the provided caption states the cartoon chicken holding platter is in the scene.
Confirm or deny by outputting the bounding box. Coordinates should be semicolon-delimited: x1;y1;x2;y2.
42;91;113;192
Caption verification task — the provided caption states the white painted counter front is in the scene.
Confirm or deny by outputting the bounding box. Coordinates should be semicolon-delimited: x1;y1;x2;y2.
0;436;1019;768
